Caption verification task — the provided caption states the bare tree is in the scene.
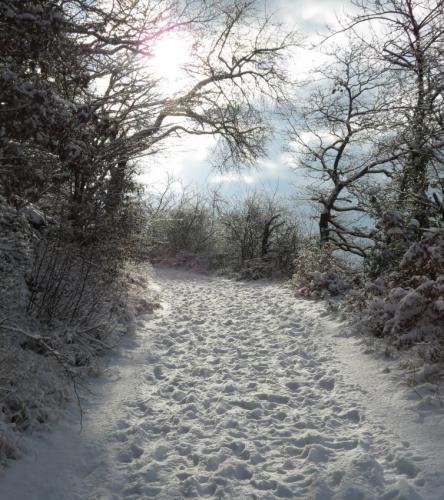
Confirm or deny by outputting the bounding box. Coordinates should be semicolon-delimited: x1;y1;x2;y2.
64;0;298;215
219;190;298;270
343;0;444;226
59;0;296;238
288;42;399;257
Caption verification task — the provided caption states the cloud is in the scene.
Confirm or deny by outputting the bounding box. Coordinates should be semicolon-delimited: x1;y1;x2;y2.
209;172;257;184
273;0;353;32
138;133;215;188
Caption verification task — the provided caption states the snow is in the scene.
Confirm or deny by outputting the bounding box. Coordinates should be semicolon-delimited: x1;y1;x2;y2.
23;205;46;228
1;268;444;499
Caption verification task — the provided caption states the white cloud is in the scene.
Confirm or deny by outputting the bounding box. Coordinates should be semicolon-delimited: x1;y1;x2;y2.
209;172;257;184
138;133;215;188
273;0;352;32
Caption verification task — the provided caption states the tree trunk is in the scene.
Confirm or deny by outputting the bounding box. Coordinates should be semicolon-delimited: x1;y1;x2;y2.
106;160;127;215
261;214;281;257
398;26;430;228
319;211;330;247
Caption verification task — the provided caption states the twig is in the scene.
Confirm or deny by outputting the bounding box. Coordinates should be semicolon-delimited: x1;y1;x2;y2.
72;376;84;433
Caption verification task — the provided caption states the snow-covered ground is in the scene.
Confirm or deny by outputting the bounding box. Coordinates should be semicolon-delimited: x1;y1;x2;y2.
1;268;444;499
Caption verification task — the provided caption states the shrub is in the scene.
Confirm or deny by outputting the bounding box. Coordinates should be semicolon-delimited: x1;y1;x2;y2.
292;239;352;297
359;228;444;350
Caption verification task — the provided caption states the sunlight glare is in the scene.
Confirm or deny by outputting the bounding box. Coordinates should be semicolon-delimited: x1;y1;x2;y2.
150;31;194;94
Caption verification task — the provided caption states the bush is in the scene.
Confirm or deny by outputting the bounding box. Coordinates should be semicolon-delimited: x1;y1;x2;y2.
359;228;444;351
292;239;352;297
365;210;419;278
0;195;156;462
148;188;302;279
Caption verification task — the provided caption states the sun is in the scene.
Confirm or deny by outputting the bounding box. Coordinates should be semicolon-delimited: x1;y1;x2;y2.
150;31;194;94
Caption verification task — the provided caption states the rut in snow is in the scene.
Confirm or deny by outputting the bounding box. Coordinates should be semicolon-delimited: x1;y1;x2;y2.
1;267;441;500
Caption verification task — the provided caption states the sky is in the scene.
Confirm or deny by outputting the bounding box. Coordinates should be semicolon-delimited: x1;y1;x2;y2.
139;0;353;198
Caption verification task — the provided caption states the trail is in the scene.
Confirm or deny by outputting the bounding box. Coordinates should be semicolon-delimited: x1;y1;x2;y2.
1;268;443;499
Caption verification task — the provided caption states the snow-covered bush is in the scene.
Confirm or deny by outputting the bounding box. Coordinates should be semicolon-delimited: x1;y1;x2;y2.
401;227;444;277
292;239;352;297
0;197;66;459
359;228;444;351
0;195;156;463
366;210;419;278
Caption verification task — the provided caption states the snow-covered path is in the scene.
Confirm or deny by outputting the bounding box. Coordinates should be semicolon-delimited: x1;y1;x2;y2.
1;268;444;499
